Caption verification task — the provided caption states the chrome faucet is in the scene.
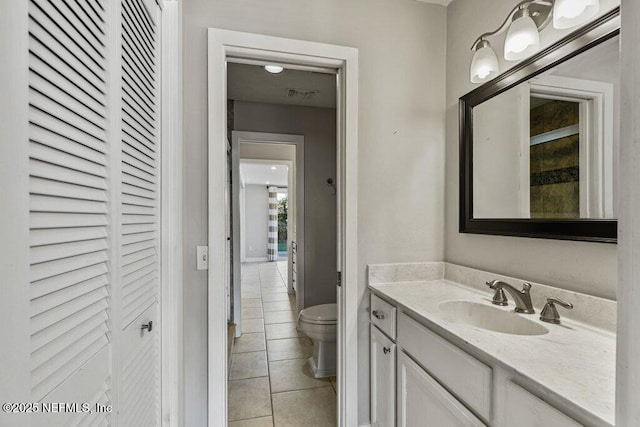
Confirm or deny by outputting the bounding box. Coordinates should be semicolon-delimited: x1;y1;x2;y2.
486;280;535;314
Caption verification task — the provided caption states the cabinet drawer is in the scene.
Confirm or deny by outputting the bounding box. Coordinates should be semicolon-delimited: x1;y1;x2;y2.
371;293;396;339
398;312;492;421
503;381;581;427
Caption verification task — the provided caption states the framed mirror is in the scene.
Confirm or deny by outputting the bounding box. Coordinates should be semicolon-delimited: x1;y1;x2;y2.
460;7;619;243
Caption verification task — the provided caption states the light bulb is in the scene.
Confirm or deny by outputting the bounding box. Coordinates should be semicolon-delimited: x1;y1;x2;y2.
553;0;600;29
504;9;540;61
470;40;499;84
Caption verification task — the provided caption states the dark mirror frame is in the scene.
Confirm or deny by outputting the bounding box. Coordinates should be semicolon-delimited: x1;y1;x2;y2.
459;7;619;243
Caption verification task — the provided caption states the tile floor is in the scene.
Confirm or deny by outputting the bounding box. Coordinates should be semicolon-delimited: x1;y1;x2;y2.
228;261;337;427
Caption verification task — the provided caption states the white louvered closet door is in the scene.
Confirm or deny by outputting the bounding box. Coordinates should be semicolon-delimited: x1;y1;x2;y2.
118;1;162;426
28;0;113;425
21;0;163;425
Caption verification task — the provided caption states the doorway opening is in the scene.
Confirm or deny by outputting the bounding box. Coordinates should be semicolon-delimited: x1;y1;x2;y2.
227;56;339;422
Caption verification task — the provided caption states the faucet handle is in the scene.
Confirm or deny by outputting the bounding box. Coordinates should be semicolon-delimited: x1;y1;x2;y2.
540;297;574;324
491;288;508;306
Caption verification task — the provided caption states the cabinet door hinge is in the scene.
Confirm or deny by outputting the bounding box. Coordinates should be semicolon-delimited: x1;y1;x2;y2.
337;271;342;287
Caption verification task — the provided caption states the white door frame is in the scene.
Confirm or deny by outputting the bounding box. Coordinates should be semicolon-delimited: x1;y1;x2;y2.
208;29;359;426
160;1;183;426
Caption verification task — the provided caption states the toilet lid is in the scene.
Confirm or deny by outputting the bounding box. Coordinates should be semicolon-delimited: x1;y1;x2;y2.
299;303;337;324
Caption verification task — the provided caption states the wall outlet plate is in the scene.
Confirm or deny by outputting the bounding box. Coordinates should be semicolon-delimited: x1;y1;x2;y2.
197;245;209;270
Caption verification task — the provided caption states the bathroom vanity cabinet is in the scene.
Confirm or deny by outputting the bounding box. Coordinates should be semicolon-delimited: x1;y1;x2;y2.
370;292;586;427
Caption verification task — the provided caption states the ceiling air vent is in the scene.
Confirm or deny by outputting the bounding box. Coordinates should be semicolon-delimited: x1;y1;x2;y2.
287;88;319;99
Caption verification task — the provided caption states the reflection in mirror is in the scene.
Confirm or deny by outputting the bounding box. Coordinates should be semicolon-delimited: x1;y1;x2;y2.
473;35;619;220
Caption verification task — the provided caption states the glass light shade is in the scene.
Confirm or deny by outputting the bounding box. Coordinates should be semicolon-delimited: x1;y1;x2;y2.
470;41;500;83
553;0;600;29
264;65;284;74
504;11;541;61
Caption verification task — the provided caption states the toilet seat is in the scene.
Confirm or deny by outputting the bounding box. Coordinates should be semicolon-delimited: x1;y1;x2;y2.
299;303;337;325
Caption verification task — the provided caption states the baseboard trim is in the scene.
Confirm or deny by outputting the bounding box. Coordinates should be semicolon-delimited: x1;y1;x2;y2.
244;257;268;263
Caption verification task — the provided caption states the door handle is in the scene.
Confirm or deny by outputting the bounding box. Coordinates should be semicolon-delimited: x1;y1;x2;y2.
141;321;153;332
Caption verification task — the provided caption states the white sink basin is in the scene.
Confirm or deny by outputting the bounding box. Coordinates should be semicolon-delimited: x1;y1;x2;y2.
439;300;548;336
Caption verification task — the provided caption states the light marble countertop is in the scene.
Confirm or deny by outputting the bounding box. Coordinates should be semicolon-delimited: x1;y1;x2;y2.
369;279;616;426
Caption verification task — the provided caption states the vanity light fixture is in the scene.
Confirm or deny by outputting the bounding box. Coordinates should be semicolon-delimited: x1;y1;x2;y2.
504;7;541;60
264;64;284;74
469;0;600;83
271;166;277;170
470;39;500;83
553;0;600;29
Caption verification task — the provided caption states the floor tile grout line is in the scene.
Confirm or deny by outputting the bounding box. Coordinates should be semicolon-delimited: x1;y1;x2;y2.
262;270;277;425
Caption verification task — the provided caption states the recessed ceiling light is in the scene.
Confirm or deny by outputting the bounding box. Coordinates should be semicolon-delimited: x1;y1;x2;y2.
271;166;277;170
266;181;270;184
264;65;284;74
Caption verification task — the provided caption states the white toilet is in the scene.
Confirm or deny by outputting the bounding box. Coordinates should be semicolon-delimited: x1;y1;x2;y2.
297;303;337;378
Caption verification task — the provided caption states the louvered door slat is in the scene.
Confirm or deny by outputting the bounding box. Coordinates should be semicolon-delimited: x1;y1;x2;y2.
122;255;155;277
67;0;106;39
122;0;154;52
30;110;107;153
122;222;156;235
30;248;108;286
121;4;154;63
122;61;155;109
31;310;108;370
30;89;105;141
30;55;106;115
55;0;106;48
121;39;155;92
31;300;108;351
28;0;111;407
122;100;156;137
30;0;105;72
123;85;155;124
30;126;107;165
31;226;108;247
28;8;105;86
31;263;108;299
31;212;107;229
30;159;107;190
30;144;107;179
123;145;156;174
29;41;105;103
122;32;154;83
31;289;109;347
31;238;108;265
123;182;156;200
31;177;107;204
31;327;109;401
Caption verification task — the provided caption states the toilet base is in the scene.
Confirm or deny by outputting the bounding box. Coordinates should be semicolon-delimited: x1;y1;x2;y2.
307;340;336;378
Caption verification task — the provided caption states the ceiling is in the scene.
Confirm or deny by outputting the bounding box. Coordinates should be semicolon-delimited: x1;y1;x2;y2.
227;62;337;108
240;161;289;187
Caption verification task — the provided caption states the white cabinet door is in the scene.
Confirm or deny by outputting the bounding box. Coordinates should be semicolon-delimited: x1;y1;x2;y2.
503;381;581;427
371;325;396;427
397;351;486;427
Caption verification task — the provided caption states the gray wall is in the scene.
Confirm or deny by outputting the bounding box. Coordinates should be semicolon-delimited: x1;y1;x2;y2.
243;184;268;259
235;101;338;308
445;0;619;300
183;1;447;424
